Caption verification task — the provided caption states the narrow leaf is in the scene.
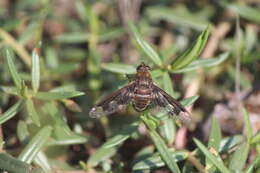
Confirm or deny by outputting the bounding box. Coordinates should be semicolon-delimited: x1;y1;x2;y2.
245;156;260;173
227;3;260;24
208;116;222;150
0;153;31;173
87;146;117;167
0;99;23;125
103;122;138;148
171;26;210;70
26;99;40;126
5;47;22;90
194;138;231;173
172;52;229;73
229;142;250;171
180;95;199;107
34;152;51;172
35;91;84;100
146;6;209;31
129;22;162;66
31;48;40;93
162;72;174;96
101;63;136;74
148;128;181;173
251;132;260;144
133;151;188;171
206;116;222;173
242;107;253;142
18;126;52;164
160;72;176;144
219;135;244;153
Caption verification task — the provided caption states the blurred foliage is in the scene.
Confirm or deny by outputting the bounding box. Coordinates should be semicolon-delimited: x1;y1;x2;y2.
0;0;260;173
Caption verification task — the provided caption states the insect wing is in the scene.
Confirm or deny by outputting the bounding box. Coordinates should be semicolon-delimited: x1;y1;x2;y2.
152;84;191;124
89;82;134;118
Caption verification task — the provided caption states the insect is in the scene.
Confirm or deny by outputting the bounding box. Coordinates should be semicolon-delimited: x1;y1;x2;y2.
89;63;191;123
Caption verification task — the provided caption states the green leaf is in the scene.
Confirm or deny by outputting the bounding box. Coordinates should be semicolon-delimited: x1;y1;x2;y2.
18;126;52;164
17;120;30;142
0;99;23;125
101;63;136;74
159;72;176;144
0;153;34;173
171;25;210;70
132;151;188;171
146;6;209;31
48;125;87;146
103;122;138;148
26;99;41;126
158;117;176;145
206;116;222;173
34;152;51;172
251;132;260;144
180;95;199;107
242;108;253;142
219;135;244;153
245;156;260;173
208;117;222;150
87;146;117;167
31;48;40;93
129;22;162;66
54;32;90;43
148;127;181;173
162;72;174;96
229;142;250;171
227;3;260;24
172;52;229;73
4;47;22;90
34;91;85;100
194;138;231;173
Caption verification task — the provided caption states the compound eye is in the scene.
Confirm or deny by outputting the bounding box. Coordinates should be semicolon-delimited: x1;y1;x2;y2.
146;65;151;70
137;65;142;71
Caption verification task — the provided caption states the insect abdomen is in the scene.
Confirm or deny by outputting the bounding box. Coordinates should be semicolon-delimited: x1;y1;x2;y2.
133;88;152;111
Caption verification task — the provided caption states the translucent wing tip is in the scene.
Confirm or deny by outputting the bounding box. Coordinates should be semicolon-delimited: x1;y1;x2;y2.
178;111;192;125
89;106;104;118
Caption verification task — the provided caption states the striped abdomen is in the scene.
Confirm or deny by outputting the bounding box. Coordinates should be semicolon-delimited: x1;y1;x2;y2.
133;86;152;112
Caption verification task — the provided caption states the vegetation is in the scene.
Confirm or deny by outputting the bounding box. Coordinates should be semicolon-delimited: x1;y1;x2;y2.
0;0;259;172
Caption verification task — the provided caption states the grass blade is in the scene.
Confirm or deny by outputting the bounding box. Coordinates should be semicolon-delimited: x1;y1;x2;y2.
0;99;23;125
194;138;231;173
171;25;210;70
129;22;162;66
31;48;40;93
18;126;52;164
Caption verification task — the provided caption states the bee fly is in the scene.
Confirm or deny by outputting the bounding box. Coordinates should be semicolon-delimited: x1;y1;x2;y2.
89;63;191;123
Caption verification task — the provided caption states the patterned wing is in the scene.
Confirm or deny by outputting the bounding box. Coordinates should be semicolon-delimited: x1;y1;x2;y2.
152;84;191;124
89;82;135;118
